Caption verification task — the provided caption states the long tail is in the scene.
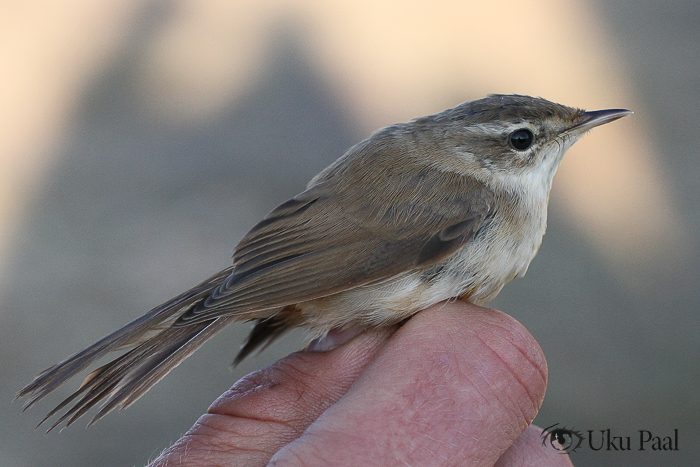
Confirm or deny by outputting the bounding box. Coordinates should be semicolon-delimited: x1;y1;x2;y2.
16;267;236;432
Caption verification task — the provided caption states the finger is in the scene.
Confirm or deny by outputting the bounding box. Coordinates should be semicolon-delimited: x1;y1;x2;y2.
495;425;575;466
270;302;548;466
148;326;396;467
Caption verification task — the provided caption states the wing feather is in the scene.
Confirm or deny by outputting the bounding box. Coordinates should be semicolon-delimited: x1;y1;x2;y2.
178;146;494;325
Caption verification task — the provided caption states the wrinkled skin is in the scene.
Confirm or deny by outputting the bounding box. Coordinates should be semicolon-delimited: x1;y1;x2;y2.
149;302;574;467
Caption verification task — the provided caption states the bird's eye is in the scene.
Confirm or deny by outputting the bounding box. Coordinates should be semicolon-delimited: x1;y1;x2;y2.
509;129;534;150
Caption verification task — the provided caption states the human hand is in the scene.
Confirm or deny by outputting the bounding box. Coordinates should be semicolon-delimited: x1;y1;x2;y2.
148;302;573;466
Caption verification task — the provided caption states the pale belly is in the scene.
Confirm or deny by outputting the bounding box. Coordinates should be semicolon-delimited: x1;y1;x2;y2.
298;212;546;333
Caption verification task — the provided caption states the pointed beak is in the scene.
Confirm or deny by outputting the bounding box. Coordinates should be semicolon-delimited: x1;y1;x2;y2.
569;108;633;134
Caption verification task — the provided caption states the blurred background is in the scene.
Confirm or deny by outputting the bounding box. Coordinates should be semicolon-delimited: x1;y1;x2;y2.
1;1;698;465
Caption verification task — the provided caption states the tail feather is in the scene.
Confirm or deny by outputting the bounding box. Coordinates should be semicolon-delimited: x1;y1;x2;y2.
46;317;234;432
16;267;235;430
37;352;135;431
18;309;177;411
92;317;234;424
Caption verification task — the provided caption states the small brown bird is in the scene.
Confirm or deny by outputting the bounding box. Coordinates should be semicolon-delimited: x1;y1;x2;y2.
18;94;631;431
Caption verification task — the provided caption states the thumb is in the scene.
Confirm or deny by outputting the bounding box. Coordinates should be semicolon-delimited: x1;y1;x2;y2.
270;302;548;466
